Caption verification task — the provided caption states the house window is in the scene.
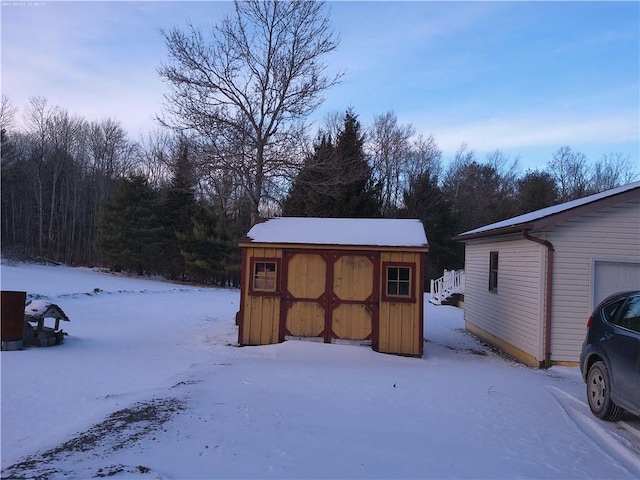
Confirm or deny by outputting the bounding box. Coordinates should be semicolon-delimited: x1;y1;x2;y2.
489;251;499;292
383;263;414;300
251;260;278;293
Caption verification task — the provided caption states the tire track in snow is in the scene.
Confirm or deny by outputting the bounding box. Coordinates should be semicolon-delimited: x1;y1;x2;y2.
546;386;640;477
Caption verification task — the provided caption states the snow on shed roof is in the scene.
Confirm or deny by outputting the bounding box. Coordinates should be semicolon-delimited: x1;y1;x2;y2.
245;217;428;248
458;181;640;238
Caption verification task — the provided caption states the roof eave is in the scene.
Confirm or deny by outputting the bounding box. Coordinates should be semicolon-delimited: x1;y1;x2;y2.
531;187;639;231
239;240;429;252
453;224;533;242
455;186;639;242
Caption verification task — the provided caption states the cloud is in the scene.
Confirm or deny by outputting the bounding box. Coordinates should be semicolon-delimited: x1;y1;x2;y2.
1;2;193;136
2;0;637;168
427;112;638;153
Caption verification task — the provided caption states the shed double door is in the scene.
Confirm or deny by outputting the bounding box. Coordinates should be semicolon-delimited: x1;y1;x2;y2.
280;250;380;345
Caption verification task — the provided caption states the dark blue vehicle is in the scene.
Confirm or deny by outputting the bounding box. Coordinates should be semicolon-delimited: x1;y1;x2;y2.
580;291;640;421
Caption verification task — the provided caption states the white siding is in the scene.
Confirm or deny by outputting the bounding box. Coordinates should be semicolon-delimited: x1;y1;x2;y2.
547;199;640;362
462;198;640;366
464;237;545;361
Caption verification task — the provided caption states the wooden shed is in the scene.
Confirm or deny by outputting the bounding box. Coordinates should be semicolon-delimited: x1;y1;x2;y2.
237;217;429;356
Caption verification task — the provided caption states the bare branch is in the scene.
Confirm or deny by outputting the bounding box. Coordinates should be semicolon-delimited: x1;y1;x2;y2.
158;0;342;224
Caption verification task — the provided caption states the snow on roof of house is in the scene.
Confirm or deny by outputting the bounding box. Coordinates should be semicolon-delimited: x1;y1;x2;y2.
458;181;640;238
244;217;428;248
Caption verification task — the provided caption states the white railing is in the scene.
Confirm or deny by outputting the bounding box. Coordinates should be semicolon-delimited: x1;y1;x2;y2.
429;269;465;305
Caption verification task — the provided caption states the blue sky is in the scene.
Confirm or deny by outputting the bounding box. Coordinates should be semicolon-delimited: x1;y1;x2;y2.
2;1;638;172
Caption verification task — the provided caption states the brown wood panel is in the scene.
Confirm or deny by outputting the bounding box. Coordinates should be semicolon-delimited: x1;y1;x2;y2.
330;254;375;341
286;302;325;337
281;251;329;340
378;250;424;356
333;255;373;301
239;246;283;346
243;288;280;345
332;303;372;340
280;250;379;344
286;253;326;298
379;302;422;355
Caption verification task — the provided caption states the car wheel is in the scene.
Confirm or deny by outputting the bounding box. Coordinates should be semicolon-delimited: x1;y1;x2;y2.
586;361;624;422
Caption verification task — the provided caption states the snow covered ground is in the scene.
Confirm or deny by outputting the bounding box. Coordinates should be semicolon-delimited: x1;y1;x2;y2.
1;262;638;479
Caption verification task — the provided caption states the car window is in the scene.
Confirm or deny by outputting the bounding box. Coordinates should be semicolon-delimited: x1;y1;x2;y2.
601;299;625;323
616;296;640;333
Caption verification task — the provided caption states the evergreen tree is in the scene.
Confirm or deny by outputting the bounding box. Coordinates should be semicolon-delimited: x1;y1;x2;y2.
401;171;461;280
162;140;197;280
282;133;334;216
332;110;380;217
96;175;165;275
180;203;244;286
283;109;380;218
442;158;509;235
516;170;559;214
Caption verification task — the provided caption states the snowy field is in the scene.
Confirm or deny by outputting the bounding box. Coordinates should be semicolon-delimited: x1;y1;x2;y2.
1;262;639;479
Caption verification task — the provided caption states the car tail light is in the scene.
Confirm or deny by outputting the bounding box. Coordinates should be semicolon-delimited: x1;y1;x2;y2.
586;315;593;329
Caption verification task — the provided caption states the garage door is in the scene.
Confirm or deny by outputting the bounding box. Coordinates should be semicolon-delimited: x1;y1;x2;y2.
280;250;380;344
593;261;640;308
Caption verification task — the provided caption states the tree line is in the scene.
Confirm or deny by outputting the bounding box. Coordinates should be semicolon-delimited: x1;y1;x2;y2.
2;94;635;284
1;0;637;286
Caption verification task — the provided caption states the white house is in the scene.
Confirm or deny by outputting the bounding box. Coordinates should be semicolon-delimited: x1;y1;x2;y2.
454;182;640;368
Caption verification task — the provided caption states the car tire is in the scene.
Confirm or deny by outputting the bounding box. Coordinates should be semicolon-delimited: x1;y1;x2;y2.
586;361;624;422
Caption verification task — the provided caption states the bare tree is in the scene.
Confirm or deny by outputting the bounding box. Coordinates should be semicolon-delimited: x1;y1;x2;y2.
158;0;342;224
590;152;638;192
441;143;476;208
137;129;176;188
43;107;84;252
485;149;520;185
1;96;25;251
317;110;344;141
1;94;18;134
367;111;415;216
23;96;55;252
441;145;521;233
547;146;591;201
88;119;138;181
85;118;140;259
484;149;521;220
406;133;442;187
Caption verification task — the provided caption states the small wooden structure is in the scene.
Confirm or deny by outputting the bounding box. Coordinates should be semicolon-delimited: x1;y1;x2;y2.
1;293;69;349
237;217;429;356
1;291;27;351
24;300;69;347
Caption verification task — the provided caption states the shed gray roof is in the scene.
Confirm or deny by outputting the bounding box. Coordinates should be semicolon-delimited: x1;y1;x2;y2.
244;217;428;248
456;181;640;240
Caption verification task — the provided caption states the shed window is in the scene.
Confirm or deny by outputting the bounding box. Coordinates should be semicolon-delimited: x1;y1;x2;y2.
489;251;499;292
384;264;414;300
252;260;278;292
